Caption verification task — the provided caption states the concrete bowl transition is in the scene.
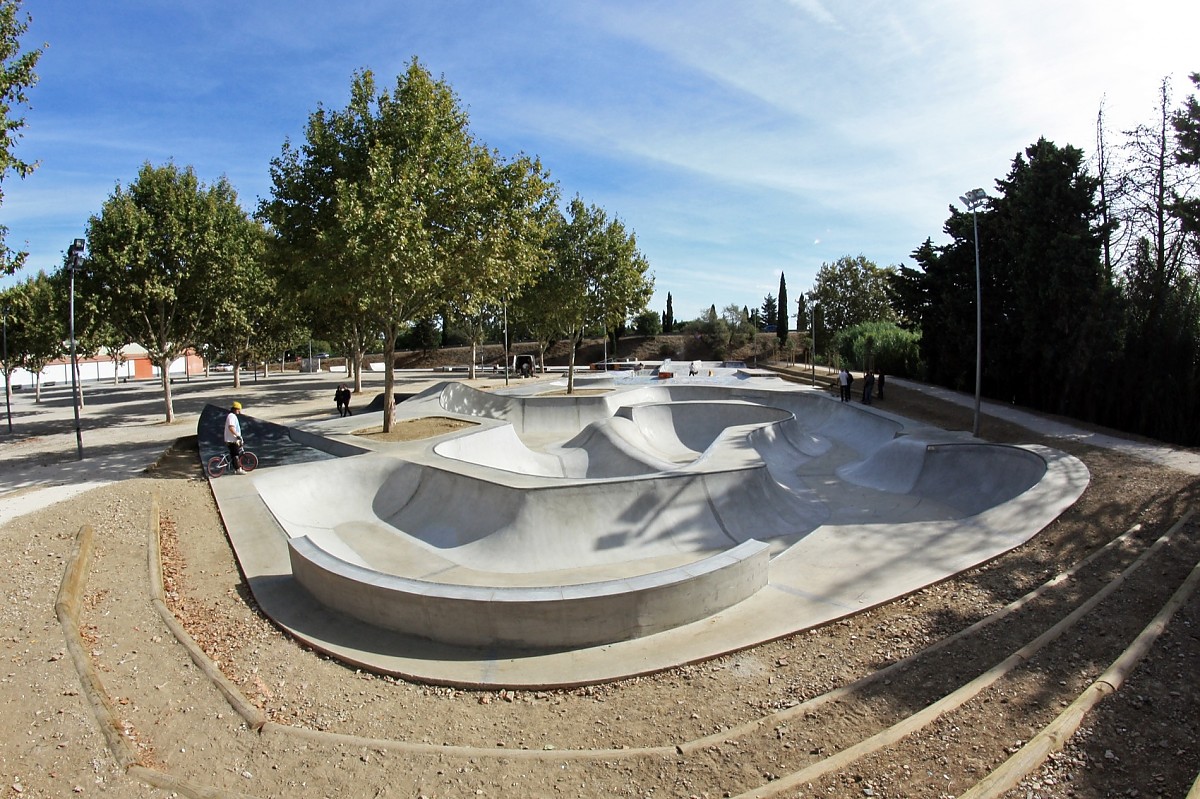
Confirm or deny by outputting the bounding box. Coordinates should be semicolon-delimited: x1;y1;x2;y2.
204;370;1089;687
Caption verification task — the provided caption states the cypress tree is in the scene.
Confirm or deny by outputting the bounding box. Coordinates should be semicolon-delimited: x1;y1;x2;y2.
776;273;789;346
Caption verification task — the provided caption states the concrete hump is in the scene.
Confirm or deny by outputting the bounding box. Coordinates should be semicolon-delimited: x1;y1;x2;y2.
837;436;931;493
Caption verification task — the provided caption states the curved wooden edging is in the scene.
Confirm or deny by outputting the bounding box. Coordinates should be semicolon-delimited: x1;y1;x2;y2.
56;516;253;798
960;536;1200;798
54;523;139;770
729;510;1195;798
146;493;267;731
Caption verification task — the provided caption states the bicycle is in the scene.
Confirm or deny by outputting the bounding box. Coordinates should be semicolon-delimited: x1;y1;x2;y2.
206;446;259;478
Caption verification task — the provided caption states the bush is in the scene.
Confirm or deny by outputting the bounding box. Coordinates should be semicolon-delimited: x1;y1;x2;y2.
833;321;922;376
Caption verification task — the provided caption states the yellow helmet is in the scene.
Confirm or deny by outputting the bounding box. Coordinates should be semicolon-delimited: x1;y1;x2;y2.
231;401;242;410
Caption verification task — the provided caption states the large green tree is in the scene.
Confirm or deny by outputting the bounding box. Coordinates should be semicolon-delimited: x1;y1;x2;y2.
263;61;554;429
989;138;1111;413
0;0;41;277
202;221;290;388
83;162;261;422
809;255;898;335
534;197;653;392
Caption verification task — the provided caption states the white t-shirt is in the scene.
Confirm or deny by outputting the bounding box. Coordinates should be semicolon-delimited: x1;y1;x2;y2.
224;411;242;443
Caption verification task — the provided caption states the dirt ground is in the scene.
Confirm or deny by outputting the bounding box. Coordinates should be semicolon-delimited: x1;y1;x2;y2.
1;371;1199;798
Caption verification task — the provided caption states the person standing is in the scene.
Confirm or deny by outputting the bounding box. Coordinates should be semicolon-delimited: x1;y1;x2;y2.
838;368;850;402
340;384;352;416
876;372;885;400
225;401;246;474
334;385;345;417
862;370;875;405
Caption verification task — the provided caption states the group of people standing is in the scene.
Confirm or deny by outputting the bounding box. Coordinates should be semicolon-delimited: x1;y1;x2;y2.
837;368;884;405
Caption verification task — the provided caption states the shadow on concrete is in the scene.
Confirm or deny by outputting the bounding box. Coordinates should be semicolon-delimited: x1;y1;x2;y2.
198;405;335;471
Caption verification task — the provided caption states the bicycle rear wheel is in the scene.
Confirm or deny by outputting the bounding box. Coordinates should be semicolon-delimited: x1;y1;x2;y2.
206;455;227;478
240;451;259;472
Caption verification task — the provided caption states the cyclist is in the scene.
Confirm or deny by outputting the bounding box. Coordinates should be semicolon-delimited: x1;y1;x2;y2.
224;401;246;475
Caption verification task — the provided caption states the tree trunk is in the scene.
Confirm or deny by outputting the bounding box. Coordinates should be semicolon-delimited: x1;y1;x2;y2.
73;360;86;410
382;334;396;432
160;356;175;423
566;331;578;394
469;340;478;380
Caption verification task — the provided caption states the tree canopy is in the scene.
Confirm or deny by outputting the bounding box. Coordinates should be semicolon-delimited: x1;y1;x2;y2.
82;162;263;421
809;255;898;335
262;61;556;427
529;196;653;392
0;0;41;277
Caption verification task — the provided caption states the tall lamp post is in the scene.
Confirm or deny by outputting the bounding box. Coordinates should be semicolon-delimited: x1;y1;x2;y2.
66;238;86;460
808;296;818;386
2;304;11;434
959;188;987;438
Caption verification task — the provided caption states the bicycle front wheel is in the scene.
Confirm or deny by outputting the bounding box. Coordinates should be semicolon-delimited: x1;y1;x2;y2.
240;451;259;472
206;455;228;478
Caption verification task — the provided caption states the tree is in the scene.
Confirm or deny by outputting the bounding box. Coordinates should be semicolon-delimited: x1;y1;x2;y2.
0;0;42;277
990;138;1111;413
263;62;555;428
808;255;898;334
832;320;922;377
759;293;777;330
407;316;442;353
721;303;752;350
776;273;789;347
1;270;61;401
662;292;675;333
537;197;653;392
633;309;661;337
1173;72;1200;237
202;221;279;388
83;162;261;422
694;304;730;360
1105;78;1198;434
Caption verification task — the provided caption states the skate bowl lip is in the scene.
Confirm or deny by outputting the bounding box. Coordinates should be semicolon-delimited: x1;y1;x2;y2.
203;376;1090;688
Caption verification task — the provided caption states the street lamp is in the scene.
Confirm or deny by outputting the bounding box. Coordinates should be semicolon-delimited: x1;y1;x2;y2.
959;188;987;438
808;295;818;386
66;238;85;460
2;304;11;434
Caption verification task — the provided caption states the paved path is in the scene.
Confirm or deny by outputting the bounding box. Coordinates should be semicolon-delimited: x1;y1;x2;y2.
889;377;1200;475
0;370;497;521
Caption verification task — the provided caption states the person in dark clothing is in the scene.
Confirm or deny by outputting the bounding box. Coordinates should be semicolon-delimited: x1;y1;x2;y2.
876;372;885;400
335;384;352;417
861;370;875;404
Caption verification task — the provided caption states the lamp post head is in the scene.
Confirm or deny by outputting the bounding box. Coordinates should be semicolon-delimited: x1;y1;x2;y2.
67;238;86;271
959;188;987;210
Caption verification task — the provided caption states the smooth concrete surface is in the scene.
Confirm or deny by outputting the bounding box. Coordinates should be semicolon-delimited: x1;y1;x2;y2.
204;370;1090;687
288;535;770;648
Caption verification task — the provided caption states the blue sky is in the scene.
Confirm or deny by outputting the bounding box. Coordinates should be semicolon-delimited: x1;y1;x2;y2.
2;1;1198;323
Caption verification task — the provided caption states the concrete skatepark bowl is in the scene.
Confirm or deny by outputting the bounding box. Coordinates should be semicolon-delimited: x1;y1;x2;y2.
201;371;1089;688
